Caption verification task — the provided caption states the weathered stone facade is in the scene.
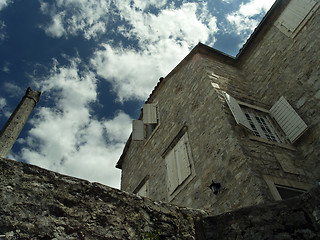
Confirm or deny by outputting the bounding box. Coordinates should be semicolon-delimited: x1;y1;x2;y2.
117;0;320;215
1;157;320;239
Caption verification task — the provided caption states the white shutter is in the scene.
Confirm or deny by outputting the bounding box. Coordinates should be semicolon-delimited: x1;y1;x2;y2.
166;150;178;194
270;96;308;143
175;139;191;185
276;0;316;33
143;104;157;124
223;92;253;131
132;120;144;140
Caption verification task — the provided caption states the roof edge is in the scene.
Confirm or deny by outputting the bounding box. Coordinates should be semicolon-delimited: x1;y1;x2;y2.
236;0;286;58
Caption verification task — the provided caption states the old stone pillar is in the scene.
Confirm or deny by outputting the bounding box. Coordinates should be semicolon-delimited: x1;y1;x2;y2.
0;87;41;158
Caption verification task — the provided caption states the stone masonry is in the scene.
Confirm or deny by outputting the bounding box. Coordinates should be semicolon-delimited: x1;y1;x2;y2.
0;157;207;240
1;157;320;239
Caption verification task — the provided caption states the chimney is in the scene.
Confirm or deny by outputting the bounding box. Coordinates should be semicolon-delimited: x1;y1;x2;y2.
0;87;41;158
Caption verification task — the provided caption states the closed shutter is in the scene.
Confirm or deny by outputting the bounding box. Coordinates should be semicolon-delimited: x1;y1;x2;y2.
223;91;253;131
276;0;316;33
166;150;178;194
132;120;144;140
270;96;308;143
175;138;191;185
143;104;157;124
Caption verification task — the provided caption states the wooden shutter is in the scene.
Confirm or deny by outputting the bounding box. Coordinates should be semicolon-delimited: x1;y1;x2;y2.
175;138;191;185
270;96;308;143
132;120;144;140
166;150;178;194
143;104;157;124
223;91;252;131
276;0;316;33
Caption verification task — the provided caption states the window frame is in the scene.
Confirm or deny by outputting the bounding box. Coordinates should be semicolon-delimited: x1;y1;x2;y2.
163;128;196;201
223;92;307;144
263;175;313;201
241;106;283;143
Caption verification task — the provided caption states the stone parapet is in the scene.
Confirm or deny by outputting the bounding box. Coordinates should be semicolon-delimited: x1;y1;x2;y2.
0;157;207;239
1;157;319;239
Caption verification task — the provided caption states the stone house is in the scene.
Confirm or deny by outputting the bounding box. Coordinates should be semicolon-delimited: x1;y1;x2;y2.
116;0;320;214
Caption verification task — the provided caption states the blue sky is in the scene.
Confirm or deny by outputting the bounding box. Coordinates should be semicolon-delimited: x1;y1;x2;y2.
0;0;275;188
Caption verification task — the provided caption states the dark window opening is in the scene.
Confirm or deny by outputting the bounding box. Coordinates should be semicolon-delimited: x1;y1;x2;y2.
275;184;306;200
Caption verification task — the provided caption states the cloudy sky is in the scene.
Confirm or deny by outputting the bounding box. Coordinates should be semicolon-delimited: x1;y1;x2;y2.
0;0;275;189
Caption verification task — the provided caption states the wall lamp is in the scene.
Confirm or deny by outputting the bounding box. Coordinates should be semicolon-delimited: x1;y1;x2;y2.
209;181;221;195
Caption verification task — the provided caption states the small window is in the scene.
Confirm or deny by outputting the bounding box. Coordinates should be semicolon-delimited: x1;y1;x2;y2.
263;175;312;201
275;184;306;200
136;181;148;198
133;176;149;198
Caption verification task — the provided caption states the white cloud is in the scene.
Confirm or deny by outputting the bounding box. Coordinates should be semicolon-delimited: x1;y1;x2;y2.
0;97;11;118
117;2;216;46
0;0;12;40
0;0;11;11
237;0;275;17
91;41;189;102
0;21;7;40
15;57;132;188
39;0;111;39
1;61;10;73
42;12;66;38
4;82;24;98
0;97;6;109
104;111;132;143
132;0;167;11
39;0;219;101
226;0;275;38
92;2;218;101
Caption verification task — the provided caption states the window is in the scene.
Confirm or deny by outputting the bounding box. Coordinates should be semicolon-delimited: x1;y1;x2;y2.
274;184;306;200
263;175;312;201
275;0;318;38
164;132;195;199
223;92;308;143
132;103;159;141
133;176;149;198
242;107;282;143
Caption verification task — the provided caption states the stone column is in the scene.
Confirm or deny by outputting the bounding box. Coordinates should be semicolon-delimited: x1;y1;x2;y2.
0;87;41;158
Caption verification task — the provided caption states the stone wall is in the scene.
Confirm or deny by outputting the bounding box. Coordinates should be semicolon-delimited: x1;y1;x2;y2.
197;185;320;240
0;157;207;239
1;157;320;239
238;0;320;181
